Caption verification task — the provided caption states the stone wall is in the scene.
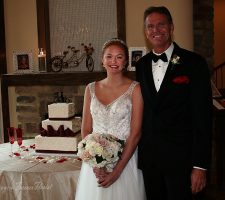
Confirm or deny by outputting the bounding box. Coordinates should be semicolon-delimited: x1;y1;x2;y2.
193;0;221;187
193;0;214;70
15;85;85;138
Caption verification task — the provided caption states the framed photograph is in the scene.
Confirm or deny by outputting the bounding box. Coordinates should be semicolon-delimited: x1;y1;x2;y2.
13;51;33;73
128;47;147;71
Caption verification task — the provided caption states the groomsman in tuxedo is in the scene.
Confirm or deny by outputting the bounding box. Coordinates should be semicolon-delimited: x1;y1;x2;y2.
136;6;212;200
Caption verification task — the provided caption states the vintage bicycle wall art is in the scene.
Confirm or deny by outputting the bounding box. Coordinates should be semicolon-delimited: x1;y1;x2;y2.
49;43;94;72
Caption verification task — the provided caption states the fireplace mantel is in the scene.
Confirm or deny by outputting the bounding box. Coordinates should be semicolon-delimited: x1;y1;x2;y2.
1;72;107;86
1;71;135;142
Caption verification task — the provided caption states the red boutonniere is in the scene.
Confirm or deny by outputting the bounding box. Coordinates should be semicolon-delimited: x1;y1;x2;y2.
172;75;190;84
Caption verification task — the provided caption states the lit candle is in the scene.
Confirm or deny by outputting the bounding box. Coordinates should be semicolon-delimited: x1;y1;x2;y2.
38;48;46;72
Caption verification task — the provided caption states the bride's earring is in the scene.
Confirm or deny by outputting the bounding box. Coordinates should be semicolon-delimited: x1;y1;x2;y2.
101;63;106;71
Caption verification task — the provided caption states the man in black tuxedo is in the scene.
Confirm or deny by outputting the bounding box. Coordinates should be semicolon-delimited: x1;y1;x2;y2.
136;6;212;200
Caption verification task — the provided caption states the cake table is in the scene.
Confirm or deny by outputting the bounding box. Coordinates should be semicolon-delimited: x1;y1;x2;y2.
0;139;81;200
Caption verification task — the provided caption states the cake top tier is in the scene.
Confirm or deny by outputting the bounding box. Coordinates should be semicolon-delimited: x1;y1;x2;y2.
48;103;75;119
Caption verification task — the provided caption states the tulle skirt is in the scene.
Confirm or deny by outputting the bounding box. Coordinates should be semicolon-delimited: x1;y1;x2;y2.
75;150;146;200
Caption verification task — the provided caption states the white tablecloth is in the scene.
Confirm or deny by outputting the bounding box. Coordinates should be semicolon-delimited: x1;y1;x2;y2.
0;139;81;200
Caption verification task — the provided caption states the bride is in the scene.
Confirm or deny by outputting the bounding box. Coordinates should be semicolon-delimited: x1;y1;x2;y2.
75;38;146;200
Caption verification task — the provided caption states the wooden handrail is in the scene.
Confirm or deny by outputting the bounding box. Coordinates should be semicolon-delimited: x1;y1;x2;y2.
212;61;225;89
213;61;225;72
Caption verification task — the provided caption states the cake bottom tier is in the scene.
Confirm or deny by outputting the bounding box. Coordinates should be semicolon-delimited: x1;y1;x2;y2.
35;134;81;154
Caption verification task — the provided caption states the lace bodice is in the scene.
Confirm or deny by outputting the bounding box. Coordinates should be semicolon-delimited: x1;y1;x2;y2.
88;81;138;140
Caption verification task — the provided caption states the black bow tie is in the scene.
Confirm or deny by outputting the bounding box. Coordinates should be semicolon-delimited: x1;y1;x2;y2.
152;52;168;62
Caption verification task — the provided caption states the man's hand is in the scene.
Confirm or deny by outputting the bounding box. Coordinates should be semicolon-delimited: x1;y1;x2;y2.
191;168;206;194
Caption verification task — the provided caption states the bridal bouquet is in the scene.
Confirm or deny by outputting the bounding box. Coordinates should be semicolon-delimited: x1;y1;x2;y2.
77;133;125;172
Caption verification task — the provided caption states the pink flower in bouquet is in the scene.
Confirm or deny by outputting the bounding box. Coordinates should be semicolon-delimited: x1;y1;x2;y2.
77;133;125;172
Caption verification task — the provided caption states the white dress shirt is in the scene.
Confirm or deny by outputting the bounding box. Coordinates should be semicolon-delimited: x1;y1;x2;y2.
152;43;174;91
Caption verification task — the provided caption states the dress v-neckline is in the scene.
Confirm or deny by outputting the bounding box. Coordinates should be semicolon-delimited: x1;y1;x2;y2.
93;81;134;107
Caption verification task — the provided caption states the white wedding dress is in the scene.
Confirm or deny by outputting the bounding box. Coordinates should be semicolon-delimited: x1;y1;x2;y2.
75;81;146;200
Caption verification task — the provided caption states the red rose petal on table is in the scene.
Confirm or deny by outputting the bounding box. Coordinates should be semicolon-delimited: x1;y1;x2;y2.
56;158;67;163
14;152;21;156
23;148;29;151
36;156;44;160
30;144;35;149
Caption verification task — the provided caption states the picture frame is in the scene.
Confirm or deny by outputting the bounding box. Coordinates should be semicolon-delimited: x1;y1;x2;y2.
128;47;147;71
13;51;33;73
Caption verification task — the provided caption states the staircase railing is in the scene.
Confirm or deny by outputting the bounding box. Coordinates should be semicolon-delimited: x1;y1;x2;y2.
212;61;225;90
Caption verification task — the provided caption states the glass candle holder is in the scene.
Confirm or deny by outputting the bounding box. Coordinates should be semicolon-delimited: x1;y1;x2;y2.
38;48;46;72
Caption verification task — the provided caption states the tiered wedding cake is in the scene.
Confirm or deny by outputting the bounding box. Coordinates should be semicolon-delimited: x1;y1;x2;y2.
35;102;81;154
